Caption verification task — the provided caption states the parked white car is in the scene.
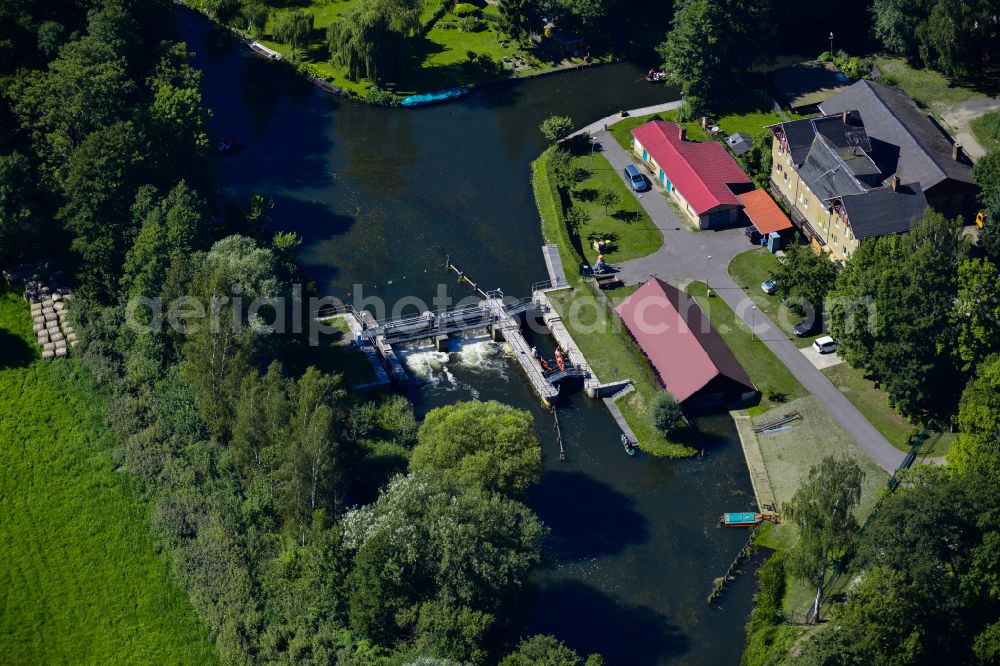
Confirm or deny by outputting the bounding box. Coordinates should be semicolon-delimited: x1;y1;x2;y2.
812;336;838;354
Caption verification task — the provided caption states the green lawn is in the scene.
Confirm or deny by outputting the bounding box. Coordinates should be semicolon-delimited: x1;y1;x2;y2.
875;57;981;111
187;0;589;97
728;249;823;348
545;288;697;458
821;363;955;457
608;87;791;154
971;111;1000;154
686;281;807;415
565;150;663;265
0;289;218;664
532;144;664;283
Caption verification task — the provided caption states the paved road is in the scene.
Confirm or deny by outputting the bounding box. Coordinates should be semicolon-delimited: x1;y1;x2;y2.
596;130;906;472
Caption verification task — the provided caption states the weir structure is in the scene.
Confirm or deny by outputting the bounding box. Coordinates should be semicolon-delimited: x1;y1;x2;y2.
325;260;592;407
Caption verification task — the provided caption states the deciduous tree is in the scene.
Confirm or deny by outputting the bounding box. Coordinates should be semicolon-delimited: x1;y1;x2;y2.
326;0;422;81
410;401;542;496
272;10;314;60
783;456;863;622
539;115;575;143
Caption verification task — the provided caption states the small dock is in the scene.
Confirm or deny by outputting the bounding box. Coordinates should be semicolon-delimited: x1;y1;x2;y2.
541;244;569;288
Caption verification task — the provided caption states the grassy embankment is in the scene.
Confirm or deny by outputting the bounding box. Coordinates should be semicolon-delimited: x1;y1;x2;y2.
533;145;694;457
186;0;598;98
0;287;218;664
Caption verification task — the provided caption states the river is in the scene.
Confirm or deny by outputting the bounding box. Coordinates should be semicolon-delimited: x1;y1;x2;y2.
182;12;759;665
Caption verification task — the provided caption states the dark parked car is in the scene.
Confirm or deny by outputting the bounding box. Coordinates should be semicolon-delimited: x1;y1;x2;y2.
624;164;650;192
745;226;762;244
792;319;818;337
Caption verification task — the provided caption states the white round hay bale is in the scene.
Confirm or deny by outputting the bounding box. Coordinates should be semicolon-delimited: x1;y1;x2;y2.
54;339;67;349
42;350;55;359
43;341;54;351
52;293;63;302
66;332;78;342
70;339;79;347
33;323;43;333
55;347;68;357
51;332;64;343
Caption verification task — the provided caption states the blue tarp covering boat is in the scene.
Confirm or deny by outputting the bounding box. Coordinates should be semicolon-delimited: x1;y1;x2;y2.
399;87;469;108
723;512;762;527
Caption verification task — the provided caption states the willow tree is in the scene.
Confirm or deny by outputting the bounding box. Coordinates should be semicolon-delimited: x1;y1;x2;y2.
326;0;422;82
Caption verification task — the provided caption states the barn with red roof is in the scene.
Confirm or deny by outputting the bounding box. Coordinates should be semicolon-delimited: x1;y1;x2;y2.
615;278;757;409
631;120;753;229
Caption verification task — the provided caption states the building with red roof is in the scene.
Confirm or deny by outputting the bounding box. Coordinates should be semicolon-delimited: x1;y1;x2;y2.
615;278;756;409
631;120;753;229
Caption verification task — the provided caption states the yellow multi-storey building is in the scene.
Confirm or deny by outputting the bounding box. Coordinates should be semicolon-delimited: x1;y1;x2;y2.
767;110;927;263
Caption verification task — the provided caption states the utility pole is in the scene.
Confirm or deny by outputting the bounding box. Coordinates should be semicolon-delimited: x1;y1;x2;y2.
829;31;834;56
751;306;758;341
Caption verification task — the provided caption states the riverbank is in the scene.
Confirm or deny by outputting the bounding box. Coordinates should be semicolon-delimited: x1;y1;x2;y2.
178;0;610;105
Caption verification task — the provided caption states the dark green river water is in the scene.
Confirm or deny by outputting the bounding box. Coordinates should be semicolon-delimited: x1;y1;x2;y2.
183;11;759;664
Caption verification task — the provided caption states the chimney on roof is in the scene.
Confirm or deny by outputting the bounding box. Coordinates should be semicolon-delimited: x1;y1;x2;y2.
891;175;899;191
953;143;963;162
841;111;848;125
679;127;686;141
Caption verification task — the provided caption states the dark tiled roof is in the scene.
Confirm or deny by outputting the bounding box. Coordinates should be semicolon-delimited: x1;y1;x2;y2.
819;80;974;190
835;182;928;240
798;135;870;201
769;61;851;109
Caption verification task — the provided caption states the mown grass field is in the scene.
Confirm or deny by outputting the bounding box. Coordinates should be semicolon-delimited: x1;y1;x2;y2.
545;287;697;458
686;281;807;415
728;249;823;349
564;149;663;265
0;288;218;665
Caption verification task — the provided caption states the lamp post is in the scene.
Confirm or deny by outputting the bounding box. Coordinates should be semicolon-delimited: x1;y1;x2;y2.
751;306;758;341
829;31;834;55
590;135;596;172
706;255;712;286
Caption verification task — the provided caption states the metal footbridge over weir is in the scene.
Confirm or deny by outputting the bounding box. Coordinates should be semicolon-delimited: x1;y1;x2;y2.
343;263;589;405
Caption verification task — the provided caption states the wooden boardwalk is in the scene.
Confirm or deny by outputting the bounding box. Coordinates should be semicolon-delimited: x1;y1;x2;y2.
602;396;638;443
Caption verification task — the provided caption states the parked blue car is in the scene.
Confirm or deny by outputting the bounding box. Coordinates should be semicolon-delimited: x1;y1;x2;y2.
624;164;650;192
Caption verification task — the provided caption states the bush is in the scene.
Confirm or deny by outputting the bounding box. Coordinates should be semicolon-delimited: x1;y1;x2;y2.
457;16;486;32
363;87;397;107
763;385;787;403
452;2;479;17
651;392;684;437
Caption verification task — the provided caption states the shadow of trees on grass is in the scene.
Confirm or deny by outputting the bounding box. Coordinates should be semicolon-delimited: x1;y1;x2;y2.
0;330;35;369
